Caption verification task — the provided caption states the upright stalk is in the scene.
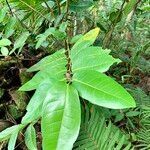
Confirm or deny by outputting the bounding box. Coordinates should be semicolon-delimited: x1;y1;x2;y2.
65;39;72;83
64;0;72;84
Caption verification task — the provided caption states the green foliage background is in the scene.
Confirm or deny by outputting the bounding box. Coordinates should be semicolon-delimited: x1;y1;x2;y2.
0;0;149;149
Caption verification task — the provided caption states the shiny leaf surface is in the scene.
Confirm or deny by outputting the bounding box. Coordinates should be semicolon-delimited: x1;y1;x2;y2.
72;46;121;73
21;80;54;124
41;82;81;150
25;124;37;150
71;28;100;59
73;70;136;109
27;49;66;72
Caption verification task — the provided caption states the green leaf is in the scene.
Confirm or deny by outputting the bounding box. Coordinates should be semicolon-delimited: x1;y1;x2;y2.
19;50;66;91
19;66;65;91
115;113;124;122
72;46;121;73
59;22;68;33
70;0;93;12
0;39;11;47
21;79;54;124
36;28;55;49
8;130;19;150
70;34;83;44
25;124;37;150
73;70;136;109
9;31;30;55
126;111;140;117
4;17;17;38
0;7;7;23
0;125;20;142
71;28;100;59
124;0;137;16
27;49;66;72
1;47;9;56
41;82;81;150
19;71;52;91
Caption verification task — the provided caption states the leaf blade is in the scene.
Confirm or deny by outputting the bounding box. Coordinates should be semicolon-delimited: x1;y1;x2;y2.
27;49;66;72
25;124;37;150
8;130;19;150
21;79;54;124
41;82;81;150
73;70;136;109
71;28;100;59
72;46;121;73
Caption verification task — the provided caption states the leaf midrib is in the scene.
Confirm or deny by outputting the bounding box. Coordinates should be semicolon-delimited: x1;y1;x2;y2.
56;84;69;149
73;79;132;106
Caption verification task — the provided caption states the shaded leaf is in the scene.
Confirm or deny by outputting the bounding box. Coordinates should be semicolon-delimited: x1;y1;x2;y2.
126;111;140;117
124;0;137;16
9;31;30;54
0;39;11;47
70;0;93;12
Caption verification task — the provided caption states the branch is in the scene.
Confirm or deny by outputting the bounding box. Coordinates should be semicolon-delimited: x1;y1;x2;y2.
55;0;61;15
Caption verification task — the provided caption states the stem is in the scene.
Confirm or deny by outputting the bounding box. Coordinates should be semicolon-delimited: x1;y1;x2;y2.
65;38;72;84
64;0;73;83
103;0;126;48
44;1;54;17
6;0;14;16
55;0;61;15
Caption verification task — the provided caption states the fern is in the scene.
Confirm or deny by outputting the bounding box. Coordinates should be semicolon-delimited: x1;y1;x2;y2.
136;105;150;150
73;105;132;150
136;127;150;150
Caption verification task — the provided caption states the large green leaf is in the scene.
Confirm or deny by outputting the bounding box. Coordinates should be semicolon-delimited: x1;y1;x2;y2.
72;46;121;73
19;50;66;91
71;28;100;59
27;49;66;72
21;79;54;124
72;70;136;109
41;82;81;150
25;124;37;150
19;67;65;91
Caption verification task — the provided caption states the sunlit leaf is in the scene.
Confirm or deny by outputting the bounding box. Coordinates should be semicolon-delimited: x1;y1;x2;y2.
71;28;100;59
0;39;11;47
41;82;81;150
73;70;136;109
1;47;9;56
25;124;37;150
72;46;121;73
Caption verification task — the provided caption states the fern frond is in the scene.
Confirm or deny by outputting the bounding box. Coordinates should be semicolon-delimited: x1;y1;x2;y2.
136;105;150;150
74;106;132;150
